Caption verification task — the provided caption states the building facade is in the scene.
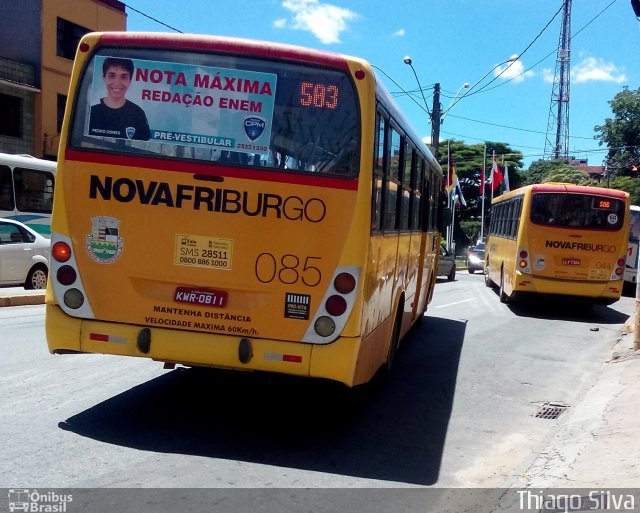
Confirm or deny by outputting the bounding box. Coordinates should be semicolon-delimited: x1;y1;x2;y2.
0;0;126;159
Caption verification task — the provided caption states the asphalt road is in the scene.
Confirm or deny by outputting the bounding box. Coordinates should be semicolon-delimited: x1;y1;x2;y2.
0;274;634;510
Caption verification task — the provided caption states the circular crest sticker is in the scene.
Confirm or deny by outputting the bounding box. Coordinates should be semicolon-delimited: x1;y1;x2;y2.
86;216;124;264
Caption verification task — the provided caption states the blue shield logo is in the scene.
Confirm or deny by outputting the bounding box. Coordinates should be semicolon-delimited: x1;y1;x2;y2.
125;127;136;139
244;117;265;141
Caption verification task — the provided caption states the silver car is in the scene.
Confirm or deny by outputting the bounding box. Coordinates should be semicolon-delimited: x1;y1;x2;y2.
0;218;50;289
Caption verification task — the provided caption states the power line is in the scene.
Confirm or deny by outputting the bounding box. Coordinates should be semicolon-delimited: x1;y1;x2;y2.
464;0;620;96
372;65;433;119
452;2;565;105
121;2;184;33
446;113;595;140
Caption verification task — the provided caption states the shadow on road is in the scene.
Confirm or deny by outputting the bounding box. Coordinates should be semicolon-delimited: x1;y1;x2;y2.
506;298;629;324
58;316;466;485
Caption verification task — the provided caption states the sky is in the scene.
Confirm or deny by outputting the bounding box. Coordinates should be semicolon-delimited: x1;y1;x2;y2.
123;0;639;169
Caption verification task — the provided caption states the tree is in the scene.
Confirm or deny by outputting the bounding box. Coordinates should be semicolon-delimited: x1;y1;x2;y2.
610;176;640;204
542;167;597;186
438;140;524;221
437;140;523;246
521;159;569;185
594;86;640;176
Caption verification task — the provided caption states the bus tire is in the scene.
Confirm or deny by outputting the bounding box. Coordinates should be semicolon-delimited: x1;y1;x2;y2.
499;270;509;304
485;266;493;287
385;305;403;374
25;264;48;290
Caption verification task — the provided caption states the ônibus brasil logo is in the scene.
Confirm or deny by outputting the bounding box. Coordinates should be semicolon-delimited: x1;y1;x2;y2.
8;489;73;512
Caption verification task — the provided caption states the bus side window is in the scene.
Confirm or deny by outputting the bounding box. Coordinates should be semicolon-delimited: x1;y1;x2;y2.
0;165;14;210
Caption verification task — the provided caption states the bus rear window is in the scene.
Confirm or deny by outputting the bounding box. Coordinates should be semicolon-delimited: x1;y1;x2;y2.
70;48;360;177
530;192;625;230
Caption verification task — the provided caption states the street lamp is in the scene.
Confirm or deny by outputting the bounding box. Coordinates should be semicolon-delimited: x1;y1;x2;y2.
441;82;470;122
446;55;518;113
404;55;441;157
403;56;431;118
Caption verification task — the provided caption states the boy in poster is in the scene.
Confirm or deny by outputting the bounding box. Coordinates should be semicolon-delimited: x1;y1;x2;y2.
89;57;151;140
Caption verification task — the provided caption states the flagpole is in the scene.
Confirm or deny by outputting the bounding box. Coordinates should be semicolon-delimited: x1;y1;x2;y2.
501;155;505;196
447;142;453;252
480;144;486;241
491;150;496;205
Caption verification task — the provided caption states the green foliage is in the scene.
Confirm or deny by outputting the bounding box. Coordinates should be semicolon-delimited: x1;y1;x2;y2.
542;167;598;186
437;140;524;224
594;86;640;175
609;176;640;205
521;159;567;185
520;159;598;186
460;220;481;242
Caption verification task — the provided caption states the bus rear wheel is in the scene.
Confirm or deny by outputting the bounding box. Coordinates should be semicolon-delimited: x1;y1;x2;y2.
385;306;403;374
499;270;510;304
485;266;493;287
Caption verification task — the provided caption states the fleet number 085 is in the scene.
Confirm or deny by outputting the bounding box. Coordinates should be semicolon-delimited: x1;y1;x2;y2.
255;253;322;286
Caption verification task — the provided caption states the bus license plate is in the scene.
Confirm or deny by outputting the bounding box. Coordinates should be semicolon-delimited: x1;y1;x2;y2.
174;287;228;308
174;234;233;270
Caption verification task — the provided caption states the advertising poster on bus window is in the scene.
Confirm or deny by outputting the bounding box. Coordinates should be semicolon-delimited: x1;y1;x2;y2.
86;56;277;155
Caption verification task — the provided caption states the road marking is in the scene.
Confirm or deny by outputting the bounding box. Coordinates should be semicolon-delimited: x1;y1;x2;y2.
435;297;476;309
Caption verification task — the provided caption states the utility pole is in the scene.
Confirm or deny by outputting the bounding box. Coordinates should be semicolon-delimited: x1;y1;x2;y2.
431;82;441;160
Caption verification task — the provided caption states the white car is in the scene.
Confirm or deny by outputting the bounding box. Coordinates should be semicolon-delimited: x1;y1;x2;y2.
0;218;50;289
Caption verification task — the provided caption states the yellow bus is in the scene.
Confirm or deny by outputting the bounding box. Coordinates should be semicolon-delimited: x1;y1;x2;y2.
484;183;630;305
45;32;446;387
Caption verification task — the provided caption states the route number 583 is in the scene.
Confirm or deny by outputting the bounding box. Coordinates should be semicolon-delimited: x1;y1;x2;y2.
255;253;322;287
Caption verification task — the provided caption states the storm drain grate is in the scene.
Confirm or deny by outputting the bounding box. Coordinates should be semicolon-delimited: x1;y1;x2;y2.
535;403;568;420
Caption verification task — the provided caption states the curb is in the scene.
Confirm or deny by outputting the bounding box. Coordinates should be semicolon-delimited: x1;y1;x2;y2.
0;294;46;307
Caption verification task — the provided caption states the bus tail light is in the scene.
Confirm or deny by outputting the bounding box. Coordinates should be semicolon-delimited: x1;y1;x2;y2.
314;316;336;337
517;248;531;273
611;255;626;280
334;272;356;294
304;267;360;343
50;233;95;318
56;265;77;286
325;295;347;316
52;241;72;262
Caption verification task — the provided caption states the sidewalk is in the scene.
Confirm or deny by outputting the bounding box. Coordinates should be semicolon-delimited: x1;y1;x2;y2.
0;286;46;307
515;321;640;488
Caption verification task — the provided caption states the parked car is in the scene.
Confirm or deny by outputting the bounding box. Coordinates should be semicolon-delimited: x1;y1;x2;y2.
437;244;456;281
467;242;485;274
0;218;50;289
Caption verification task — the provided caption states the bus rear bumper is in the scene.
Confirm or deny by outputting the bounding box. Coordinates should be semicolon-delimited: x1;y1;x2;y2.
515;273;623;305
45;304;361;386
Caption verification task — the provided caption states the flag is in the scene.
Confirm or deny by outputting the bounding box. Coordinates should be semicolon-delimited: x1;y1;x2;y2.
503;161;510;192
490;154;503;192
446;146;456;194
455;176;467;207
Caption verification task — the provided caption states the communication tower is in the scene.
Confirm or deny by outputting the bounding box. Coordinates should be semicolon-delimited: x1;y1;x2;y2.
544;0;572;160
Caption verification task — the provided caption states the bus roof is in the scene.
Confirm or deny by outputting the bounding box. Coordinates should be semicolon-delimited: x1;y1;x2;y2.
494;183;629;203
0;152;57;171
86;31;359;72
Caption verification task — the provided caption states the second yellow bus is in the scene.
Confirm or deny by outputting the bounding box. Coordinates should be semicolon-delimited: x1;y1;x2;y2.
485;183;629;305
